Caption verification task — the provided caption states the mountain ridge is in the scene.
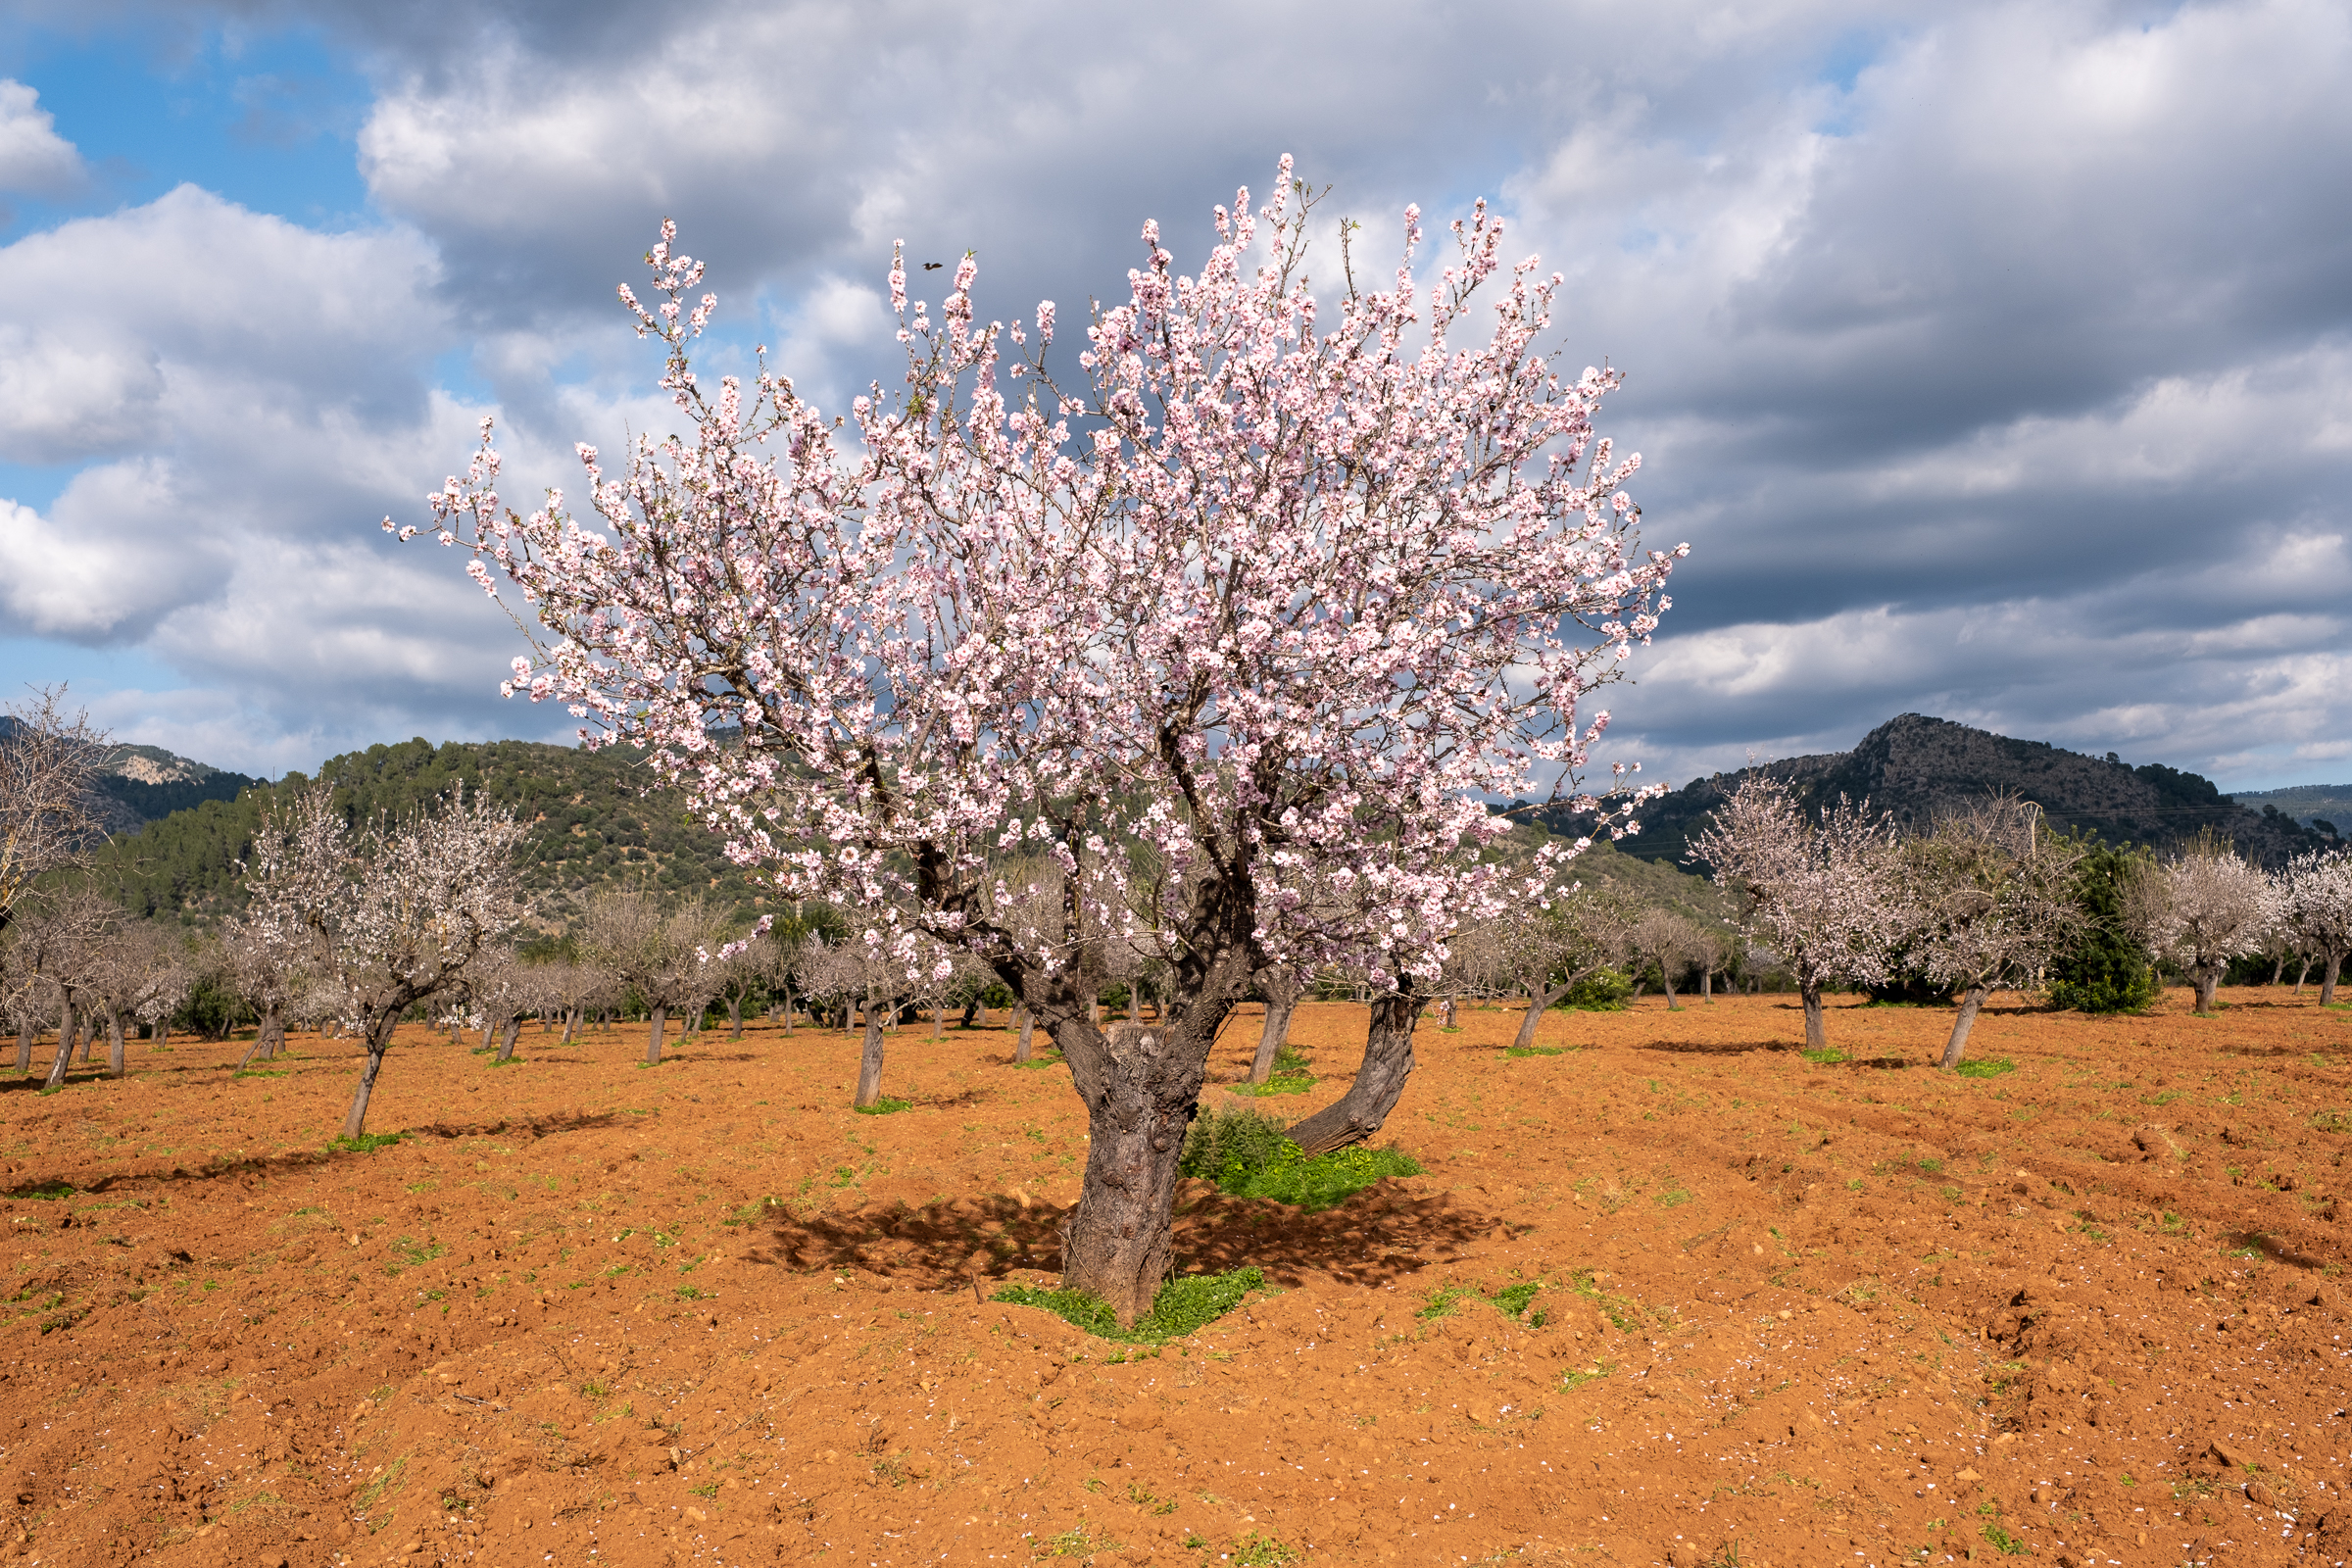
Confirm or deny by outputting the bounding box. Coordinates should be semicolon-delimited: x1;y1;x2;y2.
1553;712;2333;869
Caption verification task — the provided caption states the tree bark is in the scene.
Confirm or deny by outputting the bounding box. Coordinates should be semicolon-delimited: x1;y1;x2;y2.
729;998;744;1039
1286;981;1420;1156
1937;984;1990;1070
1509;979;1578;1051
2193;964;2222;1015
1800;982;1826;1051
1248;969;1300;1085
2321;953;2341;1008
17;1015;34;1071
854;994;887;1108
782;991;795;1036
342;1015;399;1139
237;1003;281;1071
932;1004;943;1042
1661;964;1680;1011
44;1006;76;1088
644;1005;667;1065
1015;1009;1035;1063
495;1016;522;1063
106;1009;125;1079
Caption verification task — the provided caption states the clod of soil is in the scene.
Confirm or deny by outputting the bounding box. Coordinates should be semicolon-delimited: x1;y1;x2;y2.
2;989;2348;1567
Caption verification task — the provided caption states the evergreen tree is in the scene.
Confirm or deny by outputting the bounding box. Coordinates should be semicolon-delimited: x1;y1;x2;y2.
2046;843;2157;1012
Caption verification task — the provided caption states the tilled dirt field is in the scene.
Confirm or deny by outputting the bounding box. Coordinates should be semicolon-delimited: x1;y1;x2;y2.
4;989;2351;1568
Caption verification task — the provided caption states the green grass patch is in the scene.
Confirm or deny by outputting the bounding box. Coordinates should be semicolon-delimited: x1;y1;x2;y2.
1955;1057;2018;1079
994;1266;1266;1345
1801;1046;1849;1065
1179;1105;1420;1211
1230;1074;1314;1098
1232;1532;1299;1566
329;1132;404;1153
853;1098;912;1115
233;1068;286;1080
1504;1045;1565;1057
1009;1053;1065;1070
8;1181;74;1200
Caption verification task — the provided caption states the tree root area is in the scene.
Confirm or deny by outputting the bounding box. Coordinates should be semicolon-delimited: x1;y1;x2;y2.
2;991;2349;1566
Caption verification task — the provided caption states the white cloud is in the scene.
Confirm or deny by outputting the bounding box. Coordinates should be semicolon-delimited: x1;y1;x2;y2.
0;79;82;196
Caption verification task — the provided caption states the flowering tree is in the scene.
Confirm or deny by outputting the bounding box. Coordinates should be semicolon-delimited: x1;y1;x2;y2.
580;890;727;1064
327;785;529;1137
1900;798;2082;1069
412;168;1682;1322
1690;777;1906;1052
2129;838;2274;1015
2281;848;2352;1006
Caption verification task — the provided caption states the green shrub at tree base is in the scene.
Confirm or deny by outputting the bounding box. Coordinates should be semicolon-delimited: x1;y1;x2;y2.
1180;1105;1422;1211
2047;844;2159;1013
994;1266;1267;1344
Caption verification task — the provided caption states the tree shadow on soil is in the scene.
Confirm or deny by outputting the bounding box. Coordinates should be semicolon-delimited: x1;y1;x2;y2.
1;1108;633;1200
1635;1039;1804;1057
746;1181;1493;1293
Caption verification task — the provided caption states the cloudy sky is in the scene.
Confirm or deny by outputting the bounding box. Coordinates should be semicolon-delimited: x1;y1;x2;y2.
0;0;2345;793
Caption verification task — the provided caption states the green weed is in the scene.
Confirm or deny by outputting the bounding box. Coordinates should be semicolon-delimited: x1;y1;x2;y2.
995;1266;1265;1346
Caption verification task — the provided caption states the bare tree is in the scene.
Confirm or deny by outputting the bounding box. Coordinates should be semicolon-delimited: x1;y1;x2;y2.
2280;848;2352;1007
0;686;109;939
2130;838;2275;1016
1902;798;2083;1069
580;891;728;1064
797;932;930;1108
27;890;120;1088
1691;777;1906;1052
328;785;529;1137
1631;906;1705;1011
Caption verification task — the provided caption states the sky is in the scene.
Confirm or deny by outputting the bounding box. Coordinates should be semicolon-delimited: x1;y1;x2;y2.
0;0;2345;794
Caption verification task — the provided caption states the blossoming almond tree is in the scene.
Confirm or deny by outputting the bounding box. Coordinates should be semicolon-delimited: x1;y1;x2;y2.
412;167;1683;1323
1901;797;2082;1069
1690;777;1906;1052
2281;848;2352;1006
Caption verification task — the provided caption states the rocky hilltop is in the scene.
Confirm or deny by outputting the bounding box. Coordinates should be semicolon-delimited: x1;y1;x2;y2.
1570;713;2331;869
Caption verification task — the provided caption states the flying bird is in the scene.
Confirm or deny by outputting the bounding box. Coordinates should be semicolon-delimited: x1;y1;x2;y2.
923;262;943;270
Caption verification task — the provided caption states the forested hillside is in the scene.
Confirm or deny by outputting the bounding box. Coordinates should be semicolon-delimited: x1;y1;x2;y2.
93;736;766;929
1569;712;2329;869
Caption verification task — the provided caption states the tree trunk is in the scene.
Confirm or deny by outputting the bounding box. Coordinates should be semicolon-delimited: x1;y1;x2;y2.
1631;981;1645;1002
237;1003;281;1071
2321;953;2341;1007
1246;967;1300;1085
1800;982;1826;1051
1287;981;1420;1156
2194;965;2222;1015
17;1014;34;1071
1051;1015;1205;1325
854;993;887;1108
1015;1009;1035;1063
155;1018;171;1052
496;1016;521;1063
783;991;795;1036
342;1015;400;1138
104;1008;124;1079
728;997;743;1039
44;1007;76;1088
1701;968;1713;1002
645;1005;667;1065
1661;965;1680;1011
77;1013;97;1063
1510;980;1576;1051
1937;984;1990;1070
1128;989;1142;1024
932;1004;943;1042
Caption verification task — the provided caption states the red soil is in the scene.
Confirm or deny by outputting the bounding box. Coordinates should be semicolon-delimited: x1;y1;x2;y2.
3;989;2350;1568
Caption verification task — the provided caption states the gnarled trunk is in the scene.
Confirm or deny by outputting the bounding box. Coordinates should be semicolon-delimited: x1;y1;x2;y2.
1287;980;1420;1156
1936;984;1991;1070
495;1015;522;1063
1799;981;1826;1051
854;993;887;1108
237;1004;281;1071
644;1005;667;1065
44;1005;76;1088
1053;1012;1214;1325
2193;964;2223;1015
1661;965;1680;1011
2322;953;2343;1007
342;1013;401;1139
1015;1009;1035;1063
1248;968;1300;1085
1509;978;1577;1052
